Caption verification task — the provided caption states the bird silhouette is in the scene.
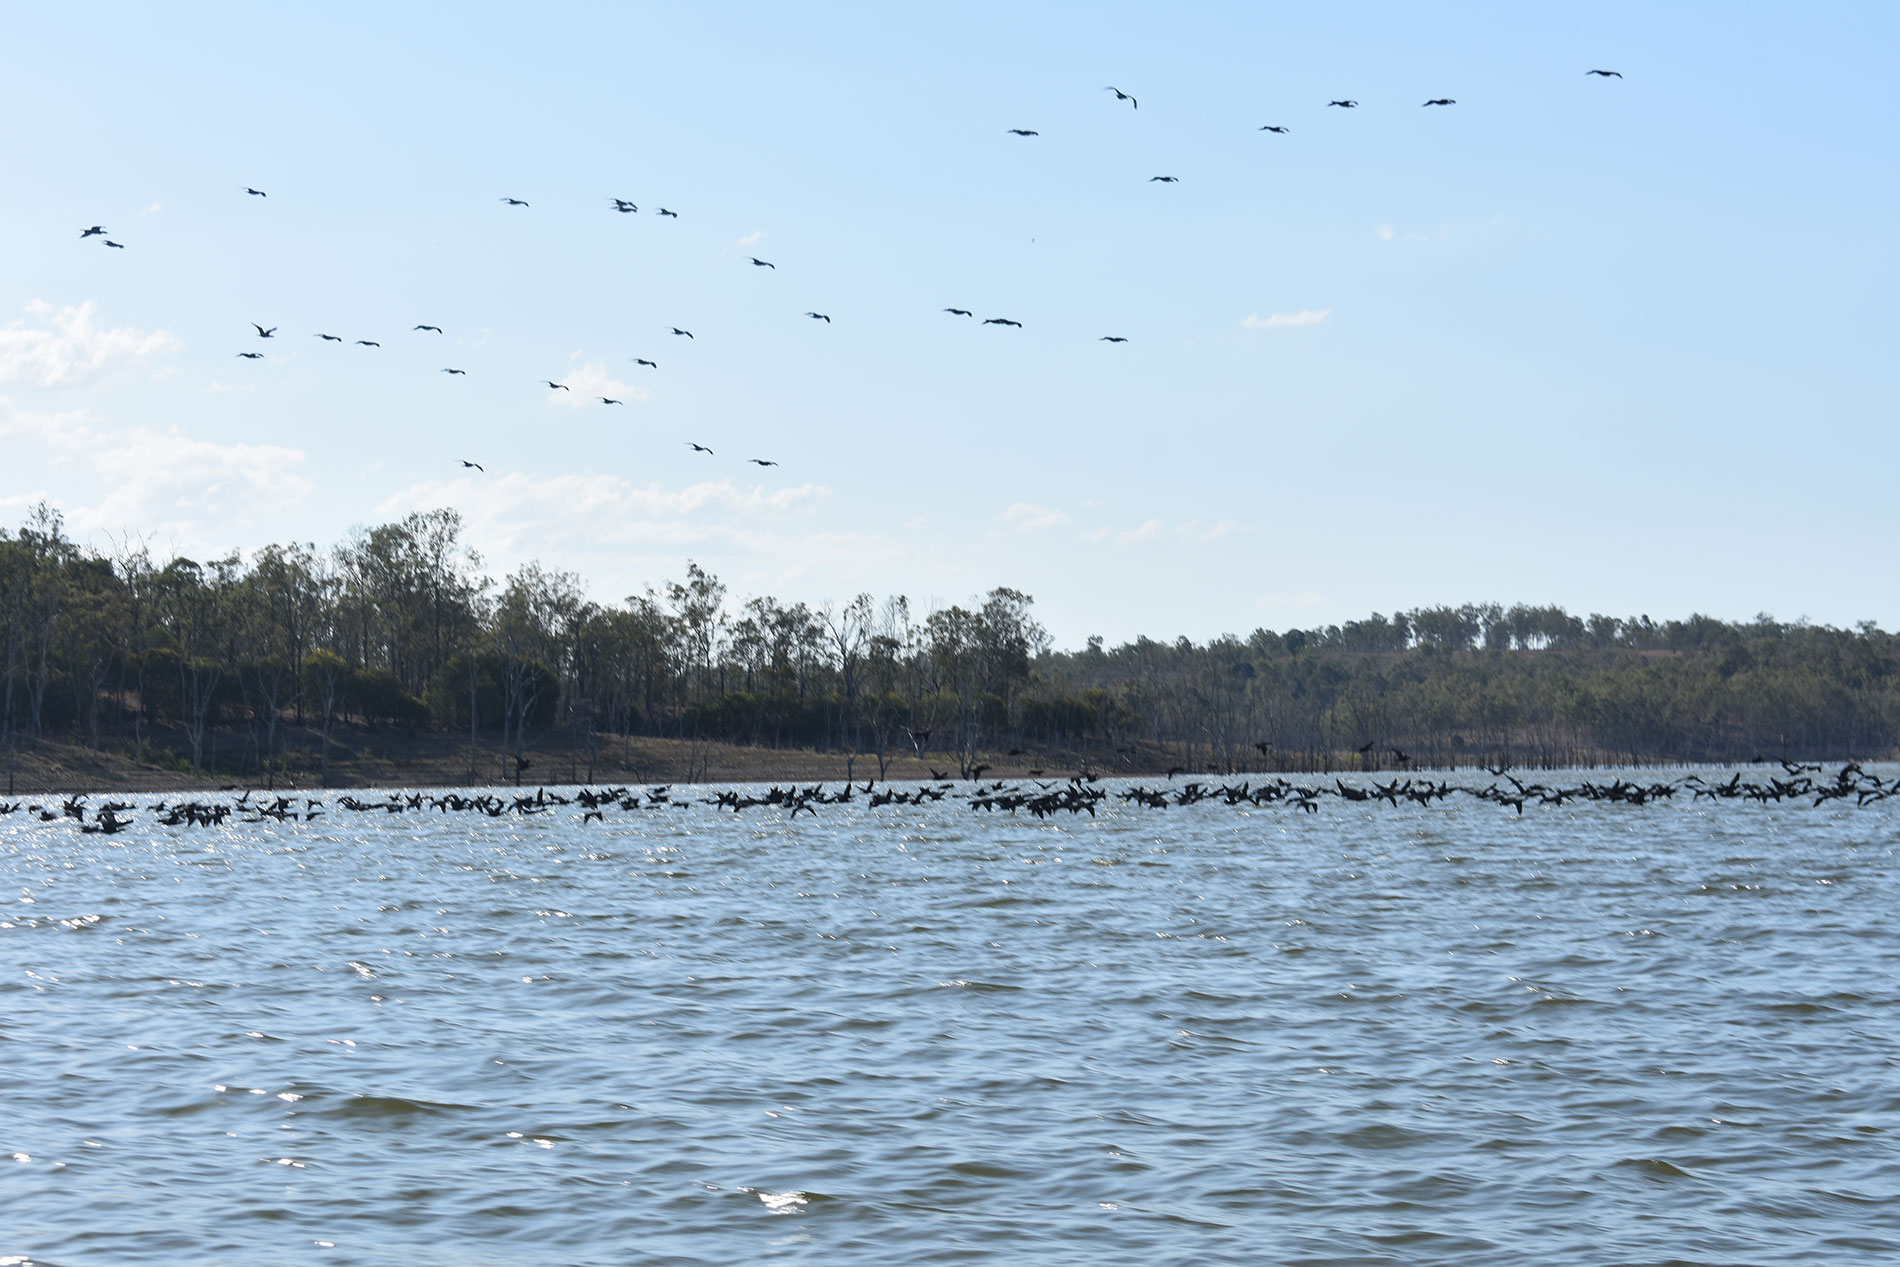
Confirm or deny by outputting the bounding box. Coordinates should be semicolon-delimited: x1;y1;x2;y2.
252;324;276;338
1007;128;1039;136
104;240;125;248
611;199;638;213
671;327;694;338
1259;124;1289;133
1104;86;1137;108
442;368;466;375
315;333;342;341
983;317;1023;326
687;443;714;454
1328;100;1358;108
414;324;443;333
236;352;265;359
804;312;830;322
748;458;778;466
634;358;658;368
501;197;529;206
1099;335;1128;342
80;225;107;238
1422;98;1456;106
355;340;380;346
544;381;569;391
1149;175;1179;182
746;258;775;270
657;207;678;217
599;396;622;404
245;187;266;197
943;307;973;316
461;460;483;471
1586;69;1623;78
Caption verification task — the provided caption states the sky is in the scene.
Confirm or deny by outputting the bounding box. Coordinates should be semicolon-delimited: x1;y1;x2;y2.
3;1;1895;647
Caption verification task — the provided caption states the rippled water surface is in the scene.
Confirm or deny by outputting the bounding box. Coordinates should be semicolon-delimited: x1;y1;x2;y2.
4;771;1898;1265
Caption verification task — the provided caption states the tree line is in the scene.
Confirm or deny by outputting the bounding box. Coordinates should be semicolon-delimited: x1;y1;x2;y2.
2;505;1894;786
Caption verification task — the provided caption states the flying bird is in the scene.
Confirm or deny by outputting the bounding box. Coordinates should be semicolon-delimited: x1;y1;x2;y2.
80;225;107;238
599;396;622;405
461;460;483;471
943;307;973;316
1149;175;1179;182
748;458;778;466
634;358;658;368
983;317;1022;326
315;333;342;341
611;199;638;212
414;324;443;332
1328;100;1358;108
805;312;830;322
245;187;266;197
1259;125;1289;133
1422;98;1455;106
1103;86;1137;108
671;327;693;338
442;368;466;375
687;442;714;454
1586;69;1623;78
355;340;380;346
656;207;678;217
236;352;265;359
748;256;775;268
1007;128;1039;136
501;197;529;206
252;324;277;338
104;240;125;248
1099;336;1128;342
544;381;569;391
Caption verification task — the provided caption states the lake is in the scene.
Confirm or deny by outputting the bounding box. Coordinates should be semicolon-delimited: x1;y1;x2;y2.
3;770;1896;1264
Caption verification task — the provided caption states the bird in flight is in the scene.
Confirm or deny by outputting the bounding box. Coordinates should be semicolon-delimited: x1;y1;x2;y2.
1007;128;1039;136
461;460;484;471
687;442;714;454
236;352;265;359
943;307;973;317
442;368;467;375
356;340;380;346
1259;125;1289;133
748;257;775;269
983;317;1023;327
105;240;125;249
671;327;694;338
1104;86;1137;109
1099;336;1128;343
315;333;342;341
656;207;678;218
634;358;658;368
1586;69;1623;78
501;197;529;206
246;187;267;197
414;324;443;333
252;324;277;338
1422;98;1456;106
1328;100;1358;108
611;199;638;213
748;458;778;466
805;312;831;322
1149;175;1179;182
544;381;569;391
80;225;107;238
599;396;622;405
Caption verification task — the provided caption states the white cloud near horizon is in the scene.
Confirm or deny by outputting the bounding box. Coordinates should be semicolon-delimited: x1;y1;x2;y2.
1242;309;1330;331
1002;502;1070;531
0;300;181;387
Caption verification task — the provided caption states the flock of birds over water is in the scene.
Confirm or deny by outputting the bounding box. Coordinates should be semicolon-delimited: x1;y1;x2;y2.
8;759;1890;836
69;73;1629;478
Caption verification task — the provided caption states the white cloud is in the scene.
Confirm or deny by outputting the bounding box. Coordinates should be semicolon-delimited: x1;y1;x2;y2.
1001;502;1070;531
1242;309;1330;331
548;357;646;408
1375;224;1393;241
142;202;162;215
736;229;766;247
0;300;181;387
1116;518;1165;545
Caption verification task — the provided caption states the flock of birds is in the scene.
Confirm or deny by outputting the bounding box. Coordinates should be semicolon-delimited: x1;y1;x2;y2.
72;73;1628;477
8;759;1888;835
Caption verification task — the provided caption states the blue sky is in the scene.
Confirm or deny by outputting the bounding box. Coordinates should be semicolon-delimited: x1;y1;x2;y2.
3;2;1894;645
